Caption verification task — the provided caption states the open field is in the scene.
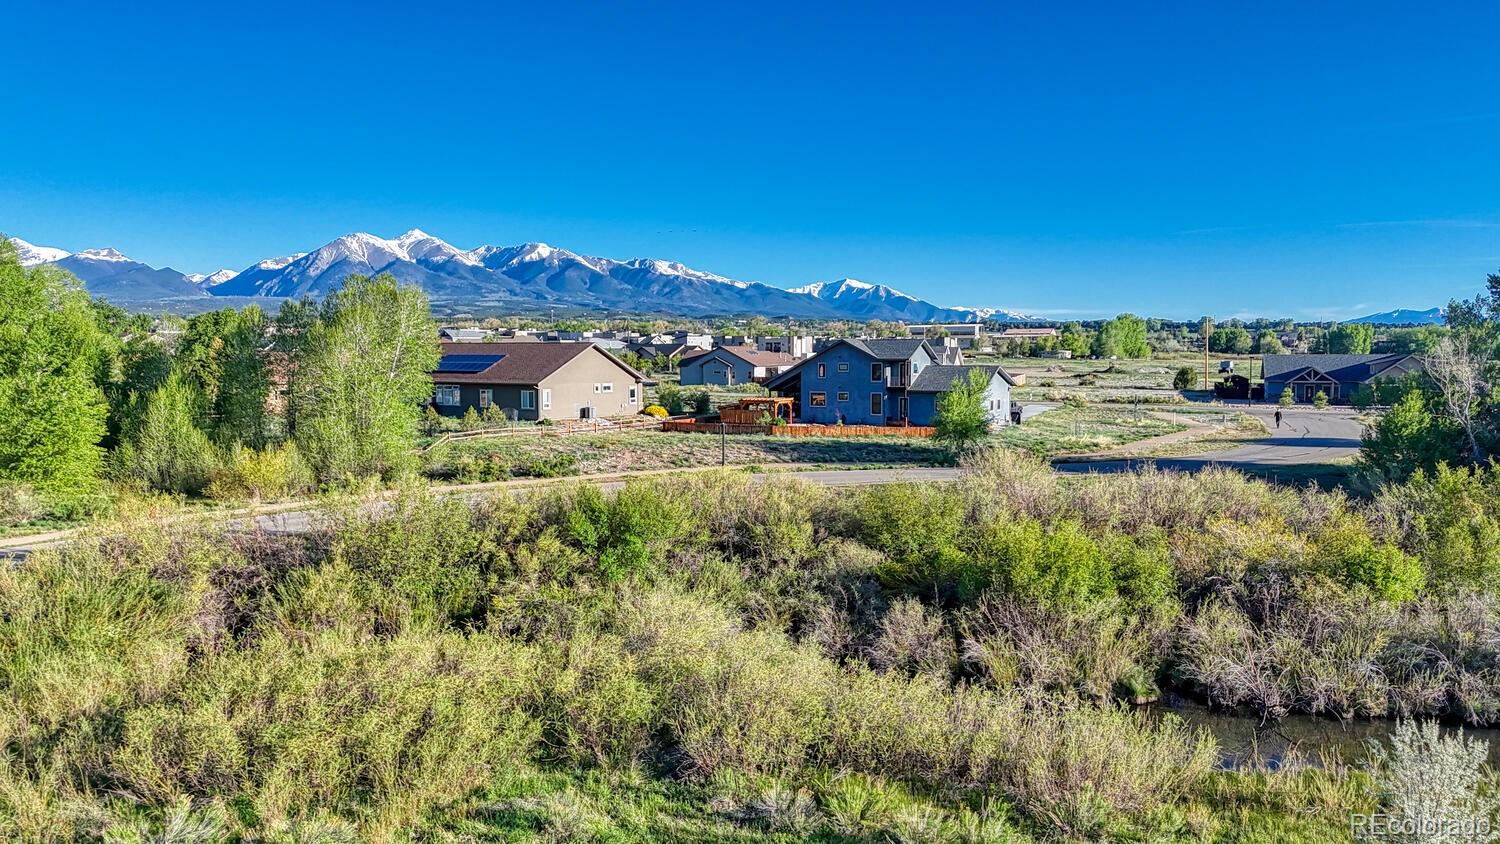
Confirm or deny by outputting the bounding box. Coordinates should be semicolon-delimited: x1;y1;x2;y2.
423;404;1207;481
424;429;955;480
985;351;1262;403
992;403;1187;457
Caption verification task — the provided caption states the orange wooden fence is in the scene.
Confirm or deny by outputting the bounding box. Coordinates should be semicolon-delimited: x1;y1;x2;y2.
662;420;936;438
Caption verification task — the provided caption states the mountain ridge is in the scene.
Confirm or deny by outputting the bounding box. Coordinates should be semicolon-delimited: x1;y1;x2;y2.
6;230;1029;322
1343;307;1444;325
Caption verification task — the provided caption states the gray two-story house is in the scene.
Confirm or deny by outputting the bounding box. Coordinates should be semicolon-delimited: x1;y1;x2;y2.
764;338;1015;426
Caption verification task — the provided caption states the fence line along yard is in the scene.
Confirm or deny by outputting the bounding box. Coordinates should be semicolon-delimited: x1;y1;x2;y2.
662;420;937;438
424;416;665;451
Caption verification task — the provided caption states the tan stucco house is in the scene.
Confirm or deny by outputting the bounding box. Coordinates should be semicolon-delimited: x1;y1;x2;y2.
430;342;647;421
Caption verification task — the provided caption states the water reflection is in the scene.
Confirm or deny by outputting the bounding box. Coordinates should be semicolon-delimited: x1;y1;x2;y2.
1150;698;1500;770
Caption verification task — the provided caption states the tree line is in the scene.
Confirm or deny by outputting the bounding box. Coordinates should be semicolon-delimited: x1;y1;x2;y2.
0;241;440;521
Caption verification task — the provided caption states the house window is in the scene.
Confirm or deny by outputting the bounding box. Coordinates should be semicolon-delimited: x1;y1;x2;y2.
871;362;882;382
810;391;827;407
837;362;849;372
520;390;536;410
601;382;614;394
818;363;826;377
478;389;493;409
837;391;849;402
629;385;638;405
434;385;461;406
542;389;552;410
871;393;884;416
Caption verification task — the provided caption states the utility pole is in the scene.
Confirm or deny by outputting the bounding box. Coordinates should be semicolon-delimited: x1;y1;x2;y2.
1200;316;1214;392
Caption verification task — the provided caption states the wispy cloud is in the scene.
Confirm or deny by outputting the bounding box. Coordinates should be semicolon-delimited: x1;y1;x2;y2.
1172;224;1262;236
1335;218;1500;231
1293;303;1386;321
1012;307;1098;317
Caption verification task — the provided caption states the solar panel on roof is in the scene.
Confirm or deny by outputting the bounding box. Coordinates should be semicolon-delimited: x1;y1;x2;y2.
434;354;504;373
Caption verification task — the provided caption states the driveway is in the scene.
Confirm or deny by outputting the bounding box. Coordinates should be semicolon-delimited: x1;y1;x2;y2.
1053;405;1365;475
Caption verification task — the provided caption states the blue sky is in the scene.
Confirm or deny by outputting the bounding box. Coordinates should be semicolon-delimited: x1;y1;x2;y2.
3;1;1498;319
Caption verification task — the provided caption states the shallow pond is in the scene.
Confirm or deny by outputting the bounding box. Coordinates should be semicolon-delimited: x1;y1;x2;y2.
1151;698;1500;770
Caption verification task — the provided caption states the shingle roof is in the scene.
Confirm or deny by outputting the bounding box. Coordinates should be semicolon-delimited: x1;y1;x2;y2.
431;342;644;385
683;345;798;368
1260;353;1422;382
764;338;940;391
909;364;1016;392
845;338;929;361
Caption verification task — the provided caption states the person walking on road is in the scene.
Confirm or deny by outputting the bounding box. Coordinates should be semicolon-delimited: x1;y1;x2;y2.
1273;409;1283;429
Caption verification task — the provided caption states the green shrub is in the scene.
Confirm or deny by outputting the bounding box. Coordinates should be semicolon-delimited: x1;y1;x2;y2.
1278;387;1294;407
1312;390;1329;409
206;442;314;502
656;384;686;415
1315;522;1424;602
329;486;495;628
1172;366;1195;390
541;631;660;767
0;482;43;527
113;373;219;495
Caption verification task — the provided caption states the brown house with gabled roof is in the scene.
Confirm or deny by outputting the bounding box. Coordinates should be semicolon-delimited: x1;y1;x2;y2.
430;342;647;421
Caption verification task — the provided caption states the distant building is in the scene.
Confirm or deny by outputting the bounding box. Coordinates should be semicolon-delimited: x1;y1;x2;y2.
429;342;646;421
756;335;816;358
439;327;489;343
679;346;798;385
908;323;989;350
1261;353;1424;403
626;341;694;366
998;327;1059;340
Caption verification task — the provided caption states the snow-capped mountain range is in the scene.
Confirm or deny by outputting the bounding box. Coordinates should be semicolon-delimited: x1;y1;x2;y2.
1343;307;1445;326
4;230;1031;322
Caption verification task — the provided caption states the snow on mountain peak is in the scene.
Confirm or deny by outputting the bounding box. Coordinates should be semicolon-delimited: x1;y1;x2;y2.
791;278;911;300
256;253;307;271
624;258;748;287
74;247;133;263
393;228;477;265
6;236;71;267
189;269;240;287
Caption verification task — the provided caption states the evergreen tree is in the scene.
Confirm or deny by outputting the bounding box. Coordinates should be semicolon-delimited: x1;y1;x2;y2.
0;241;110;497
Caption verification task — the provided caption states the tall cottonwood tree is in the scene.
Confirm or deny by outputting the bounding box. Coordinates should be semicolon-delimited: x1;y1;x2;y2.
293;274;439;483
0;240;110;496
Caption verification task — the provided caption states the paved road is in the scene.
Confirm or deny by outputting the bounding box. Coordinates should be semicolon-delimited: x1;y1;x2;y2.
1054;405;1365;475
0;467;968;560
0;409;1362;559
